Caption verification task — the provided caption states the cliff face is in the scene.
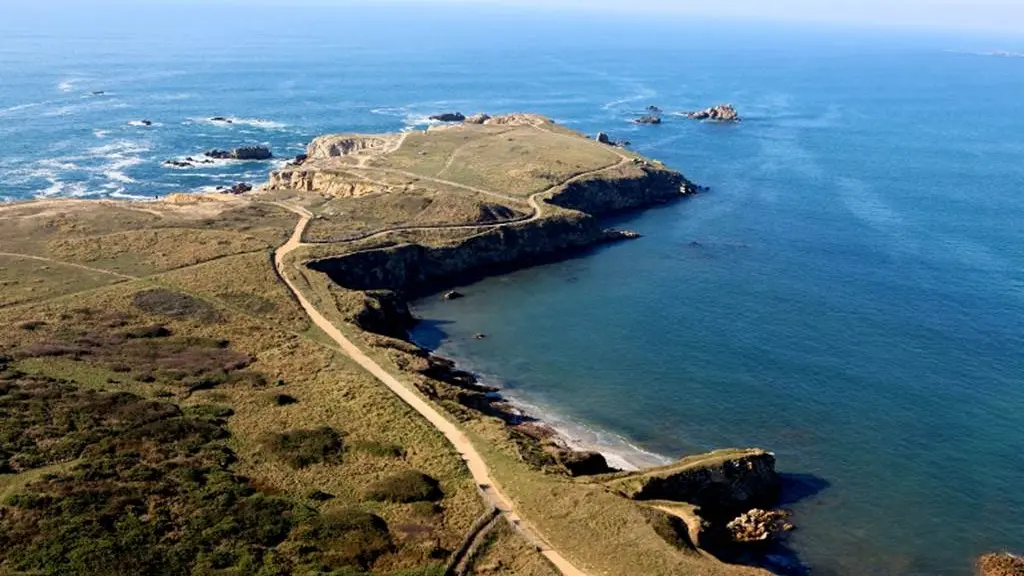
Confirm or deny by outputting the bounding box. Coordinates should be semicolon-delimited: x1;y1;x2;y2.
608;449;781;520
268;170;403;196
307;165;693;295
548;166;692;216
308;212;604;295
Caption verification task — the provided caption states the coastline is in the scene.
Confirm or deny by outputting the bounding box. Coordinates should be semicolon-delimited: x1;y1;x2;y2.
406;327;673;471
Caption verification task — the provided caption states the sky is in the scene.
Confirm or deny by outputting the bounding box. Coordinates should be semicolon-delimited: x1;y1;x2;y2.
375;0;1024;34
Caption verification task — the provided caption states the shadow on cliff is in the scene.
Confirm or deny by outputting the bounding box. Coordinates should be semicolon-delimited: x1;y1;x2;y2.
747;473;831;576
407;318;453;350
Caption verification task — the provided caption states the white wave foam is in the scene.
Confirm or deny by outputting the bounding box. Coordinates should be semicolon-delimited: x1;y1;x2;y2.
93;129;111;138
0;102;46;116
602;85;657;110
127;120;162;128
58;79;77;93
87;139;151;157
189;116;287;129
39;177;89;198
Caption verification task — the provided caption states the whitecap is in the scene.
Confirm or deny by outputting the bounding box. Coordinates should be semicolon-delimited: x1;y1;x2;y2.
58;79;77;93
0;102;46;116
127;120;162;128
189;116;287;129
93;129;111;138
602;85;657;110
87;139;151;157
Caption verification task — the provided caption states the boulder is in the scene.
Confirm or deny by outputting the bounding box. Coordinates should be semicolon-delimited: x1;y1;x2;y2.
464;113;491;124
553;449;616;477
634;115;662;125
685;104;740;122
221;182;253;195
977;553;1024;576
232;146;273;160
290;154;308;166
596;132;611;144
205;149;232;160
429;112;466;122
210;116;233;124
163;159;192;168
442;290;464;301
473;333;488;340
141;119;153;126
726;508;794;542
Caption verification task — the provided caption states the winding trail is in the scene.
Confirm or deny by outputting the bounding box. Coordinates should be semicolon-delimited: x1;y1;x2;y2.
271;203;589;576
266;128;646;576
0;252;137;280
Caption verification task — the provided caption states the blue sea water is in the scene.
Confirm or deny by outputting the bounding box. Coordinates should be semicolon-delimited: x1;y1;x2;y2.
3;3;1024;574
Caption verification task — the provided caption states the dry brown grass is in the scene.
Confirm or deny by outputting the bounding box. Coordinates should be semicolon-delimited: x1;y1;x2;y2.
0;255;127;308
465;520;560;576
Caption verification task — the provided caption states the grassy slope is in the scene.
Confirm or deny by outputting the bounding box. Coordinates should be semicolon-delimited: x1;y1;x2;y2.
0;200;493;575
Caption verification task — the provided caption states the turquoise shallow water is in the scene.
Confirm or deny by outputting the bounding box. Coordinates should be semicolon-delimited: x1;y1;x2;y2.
3;4;1024;574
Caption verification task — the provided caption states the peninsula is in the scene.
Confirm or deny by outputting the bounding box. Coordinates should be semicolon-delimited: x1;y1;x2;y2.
0;114;786;575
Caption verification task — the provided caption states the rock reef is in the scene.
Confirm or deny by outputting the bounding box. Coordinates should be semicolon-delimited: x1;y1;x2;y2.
685;104;740;122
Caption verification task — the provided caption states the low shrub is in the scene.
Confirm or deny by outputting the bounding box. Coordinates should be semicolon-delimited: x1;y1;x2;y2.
273;394;299;406
262;427;344;469
293;509;392;571
364;470;443;503
132;288;220;323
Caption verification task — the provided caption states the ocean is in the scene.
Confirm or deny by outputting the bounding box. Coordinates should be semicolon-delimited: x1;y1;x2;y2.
3;3;1024;575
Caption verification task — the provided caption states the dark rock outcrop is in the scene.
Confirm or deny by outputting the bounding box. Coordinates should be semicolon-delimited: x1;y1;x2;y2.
429;112;466;122
634;115;662;125
220;183;253;195
210;116;233;124
685;104;740;122
553;449;616;477
205;149;232;160
464;113;491;124
349;290;416;339
442;291;464;301
596;132;611;144
608;449;781;520
232;146;273;160
977;553;1024;576
547;166;694;217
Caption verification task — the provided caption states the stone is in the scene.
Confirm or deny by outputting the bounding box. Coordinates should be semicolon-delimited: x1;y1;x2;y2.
221;182;253;195
210;116;233;123
596;132;612;144
140;119;153;126
205;149;232;160
553;449;616;476
429;112;466;122
464;113;491;124
685;104;740;122
473;333;487;340
92;91;105;95
634;115;662;125
163;159;192;168
977;553;1024;576
231;146;273;160
442;290;464;301
726;508;793;543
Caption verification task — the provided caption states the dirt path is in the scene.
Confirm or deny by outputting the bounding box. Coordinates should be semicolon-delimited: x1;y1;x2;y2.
272;204;589;576
0;252;138;280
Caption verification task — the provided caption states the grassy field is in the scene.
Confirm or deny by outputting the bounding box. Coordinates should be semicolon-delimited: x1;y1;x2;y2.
0;116;758;576
0;200;484;575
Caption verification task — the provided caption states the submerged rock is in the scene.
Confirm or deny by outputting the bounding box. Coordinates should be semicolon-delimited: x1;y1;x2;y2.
210;116;233;123
634;115;662;125
726;508;794;542
429;112;466;122
442;290;464;301
685;104;740;122
977;553;1024;576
